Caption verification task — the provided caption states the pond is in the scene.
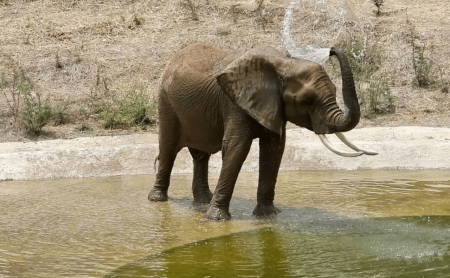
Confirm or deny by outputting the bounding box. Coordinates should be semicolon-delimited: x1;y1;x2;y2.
1;170;450;277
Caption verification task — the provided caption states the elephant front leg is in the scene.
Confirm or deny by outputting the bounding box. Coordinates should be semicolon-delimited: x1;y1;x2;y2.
206;136;253;221
253;130;286;218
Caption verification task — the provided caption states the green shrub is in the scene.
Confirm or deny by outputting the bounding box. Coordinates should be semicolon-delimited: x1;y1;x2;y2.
119;86;156;126
52;103;70;125
99;85;157;129
100;105;122;129
345;41;382;82
359;80;394;118
22;92;53;135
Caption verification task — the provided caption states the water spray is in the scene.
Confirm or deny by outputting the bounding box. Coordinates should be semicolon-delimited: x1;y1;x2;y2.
281;0;347;65
282;0;378;156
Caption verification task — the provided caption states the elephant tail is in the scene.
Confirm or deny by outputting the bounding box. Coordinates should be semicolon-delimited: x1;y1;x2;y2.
154;154;159;172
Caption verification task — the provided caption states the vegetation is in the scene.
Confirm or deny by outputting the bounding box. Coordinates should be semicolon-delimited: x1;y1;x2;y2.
95;81;157;129
334;37;394;118
21;92;54;135
181;0;199;21
372;0;384;16
0;57;34;128
75;122;92;132
0;0;448;141
117;86;157;127
359;79;394;118
0;58;54;135
0;57;157;137
408;26;434;88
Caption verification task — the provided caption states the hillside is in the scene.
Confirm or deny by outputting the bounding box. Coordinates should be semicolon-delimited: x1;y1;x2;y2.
0;0;449;143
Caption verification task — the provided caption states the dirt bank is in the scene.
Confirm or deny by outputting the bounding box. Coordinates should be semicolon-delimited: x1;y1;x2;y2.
1;126;449;181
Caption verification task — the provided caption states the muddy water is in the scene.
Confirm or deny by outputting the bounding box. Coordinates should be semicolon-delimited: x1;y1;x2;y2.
1;171;450;277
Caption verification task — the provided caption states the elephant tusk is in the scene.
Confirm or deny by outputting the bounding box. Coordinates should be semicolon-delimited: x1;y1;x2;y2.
317;134;363;157
335;132;378;155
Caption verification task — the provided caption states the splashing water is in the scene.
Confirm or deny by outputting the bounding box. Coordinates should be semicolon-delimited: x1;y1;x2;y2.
282;0;350;64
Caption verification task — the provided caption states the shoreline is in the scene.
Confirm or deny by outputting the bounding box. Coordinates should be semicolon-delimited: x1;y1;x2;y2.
1;126;450;181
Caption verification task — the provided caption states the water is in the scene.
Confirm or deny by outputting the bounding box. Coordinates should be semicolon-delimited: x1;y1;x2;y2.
1;171;450;277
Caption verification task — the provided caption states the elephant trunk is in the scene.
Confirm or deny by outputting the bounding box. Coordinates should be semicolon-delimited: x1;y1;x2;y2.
327;47;360;133
316;48;378;157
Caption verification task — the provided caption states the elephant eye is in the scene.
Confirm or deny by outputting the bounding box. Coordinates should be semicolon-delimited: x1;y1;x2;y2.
298;92;316;106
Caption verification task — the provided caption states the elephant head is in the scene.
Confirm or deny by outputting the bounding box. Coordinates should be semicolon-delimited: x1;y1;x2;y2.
216;46;376;157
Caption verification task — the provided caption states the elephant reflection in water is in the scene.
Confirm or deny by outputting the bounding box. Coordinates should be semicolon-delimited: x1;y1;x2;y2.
148;43;376;220
110;229;291;277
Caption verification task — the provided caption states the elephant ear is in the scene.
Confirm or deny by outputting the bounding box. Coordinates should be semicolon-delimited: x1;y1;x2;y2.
215;52;284;135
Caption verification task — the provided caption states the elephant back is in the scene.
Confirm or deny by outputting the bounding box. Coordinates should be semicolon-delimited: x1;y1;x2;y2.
160;44;229;94
213;50;246;77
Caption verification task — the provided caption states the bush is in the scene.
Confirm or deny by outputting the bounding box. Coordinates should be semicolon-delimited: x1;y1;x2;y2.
372;0;384;16
100;105;122;129
345;41;382;83
75;122;92;132
411;42;433;87
0;58;34;127
52;103;70;125
119;86;156;126
100;85;157;129
359;80;395;118
22;93;54;135
0;57;55;135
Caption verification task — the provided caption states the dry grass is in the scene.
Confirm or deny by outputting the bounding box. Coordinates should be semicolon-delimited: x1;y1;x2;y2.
0;0;449;142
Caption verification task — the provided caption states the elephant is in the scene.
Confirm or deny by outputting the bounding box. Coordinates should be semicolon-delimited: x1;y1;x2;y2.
148;43;376;221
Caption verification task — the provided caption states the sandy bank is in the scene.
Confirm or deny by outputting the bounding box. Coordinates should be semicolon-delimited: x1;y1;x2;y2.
1;126;449;181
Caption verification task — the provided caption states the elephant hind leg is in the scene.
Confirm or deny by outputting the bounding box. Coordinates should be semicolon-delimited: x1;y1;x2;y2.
148;98;181;202
148;148;179;202
188;147;213;204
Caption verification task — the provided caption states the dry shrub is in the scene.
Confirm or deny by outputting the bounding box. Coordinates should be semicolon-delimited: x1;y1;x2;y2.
0;55;56;135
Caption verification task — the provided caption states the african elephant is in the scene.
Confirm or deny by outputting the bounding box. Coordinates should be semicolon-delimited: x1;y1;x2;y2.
148;43;375;220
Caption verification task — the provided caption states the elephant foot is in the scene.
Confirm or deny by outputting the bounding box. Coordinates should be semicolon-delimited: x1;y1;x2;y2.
193;189;213;204
252;203;281;218
148;187;168;202
205;205;231;221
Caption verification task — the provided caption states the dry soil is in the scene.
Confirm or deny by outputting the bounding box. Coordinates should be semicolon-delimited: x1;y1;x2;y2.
0;0;449;143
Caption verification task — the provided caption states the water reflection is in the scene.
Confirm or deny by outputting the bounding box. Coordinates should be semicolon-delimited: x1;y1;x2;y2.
105;228;293;278
106;222;450;278
0;170;450;277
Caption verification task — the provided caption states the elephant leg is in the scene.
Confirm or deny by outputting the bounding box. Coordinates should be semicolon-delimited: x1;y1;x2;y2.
188;148;213;204
206;135;253;221
148;149;177;202
253;130;286;218
148;100;180;202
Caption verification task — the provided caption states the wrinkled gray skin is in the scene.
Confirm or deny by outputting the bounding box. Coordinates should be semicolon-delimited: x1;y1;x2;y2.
148;43;360;221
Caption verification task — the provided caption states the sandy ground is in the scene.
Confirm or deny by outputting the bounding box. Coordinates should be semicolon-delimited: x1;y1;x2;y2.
1;126;450;181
